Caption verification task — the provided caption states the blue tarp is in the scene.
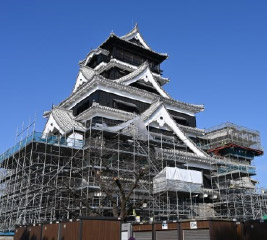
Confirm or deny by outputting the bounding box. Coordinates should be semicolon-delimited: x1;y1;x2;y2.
0;232;14;236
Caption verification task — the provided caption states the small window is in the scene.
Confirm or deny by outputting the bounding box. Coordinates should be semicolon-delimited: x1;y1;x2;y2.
173;116;188;126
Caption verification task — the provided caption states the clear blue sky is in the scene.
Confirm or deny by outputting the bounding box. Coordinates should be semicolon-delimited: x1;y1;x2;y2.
0;1;266;186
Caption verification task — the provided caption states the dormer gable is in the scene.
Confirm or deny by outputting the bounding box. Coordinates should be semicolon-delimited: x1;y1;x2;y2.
73;66;95;93
43;107;85;136
120;23;151;50
141;101;207;157
115;62;170;98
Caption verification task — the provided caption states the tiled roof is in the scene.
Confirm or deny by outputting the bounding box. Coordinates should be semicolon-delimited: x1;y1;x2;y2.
116;61;149;83
179;125;205;135
72;66;96;93
120;23;151;50
100;33;168;58
80;66;95;80
60;74;204;114
80;48;109;65
75;102;136;121
94;58;169;85
141;99;163;121
140;100;204;134
51;107;85;133
115;62;170;98
139;100;207;157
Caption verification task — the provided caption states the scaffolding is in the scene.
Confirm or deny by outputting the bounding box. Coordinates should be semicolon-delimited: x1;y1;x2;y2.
0;119;266;231
203;122;263;155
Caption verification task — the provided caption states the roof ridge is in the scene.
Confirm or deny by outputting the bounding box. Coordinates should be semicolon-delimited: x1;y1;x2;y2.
80;48;110;66
52;106;72;113
115;62;170;99
51;107;85;133
93;58;169;85
142;103;208;157
115;61;149;83
141;99;163;121
120;24;152;51
72;66;96;93
100;34;168;57
121;24;139;39
59;76;204;113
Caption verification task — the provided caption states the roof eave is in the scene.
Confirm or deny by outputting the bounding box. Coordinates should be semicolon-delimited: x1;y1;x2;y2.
100;34;168;61
59;75;204;114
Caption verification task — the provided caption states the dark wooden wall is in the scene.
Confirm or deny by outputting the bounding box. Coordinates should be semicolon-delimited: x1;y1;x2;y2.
41;223;59;240
14;219;120;240
28;225;42;240
15;219;267;240
81;220;120;240
243;221;267;240
210;221;238;240
179;220;239;240
60;221;80;240
132;224;153;232
14;227;28;240
72;90;197;128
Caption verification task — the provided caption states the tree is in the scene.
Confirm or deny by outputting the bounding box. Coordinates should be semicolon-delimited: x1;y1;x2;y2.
95;165;149;220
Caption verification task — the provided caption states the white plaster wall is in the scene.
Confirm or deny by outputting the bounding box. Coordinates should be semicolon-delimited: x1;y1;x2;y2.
67;132;84;148
43;114;63;137
73;71;88;93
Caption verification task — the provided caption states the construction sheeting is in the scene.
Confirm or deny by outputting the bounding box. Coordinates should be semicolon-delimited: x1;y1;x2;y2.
103;116;150;141
165;167;203;184
230;177;255;189
153;167;203;194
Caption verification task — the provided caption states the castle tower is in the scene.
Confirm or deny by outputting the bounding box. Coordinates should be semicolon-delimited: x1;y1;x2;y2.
0;25;264;231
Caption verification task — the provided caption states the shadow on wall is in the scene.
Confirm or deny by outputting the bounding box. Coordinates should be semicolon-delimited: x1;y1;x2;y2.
19;229;29;240
212;223;237;240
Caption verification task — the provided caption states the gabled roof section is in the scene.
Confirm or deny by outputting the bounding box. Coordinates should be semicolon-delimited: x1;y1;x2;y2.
94;58;169;86
141;101;207;157
51;107;85;132
100;34;168;62
115;62;170;98
79;48;109;66
121;23;151;50
43;107;85;135
73;66;96;93
141;99;163;122
81;66;96;79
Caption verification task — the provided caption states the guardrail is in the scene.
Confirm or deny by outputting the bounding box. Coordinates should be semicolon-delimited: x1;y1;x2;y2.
0;132;84;163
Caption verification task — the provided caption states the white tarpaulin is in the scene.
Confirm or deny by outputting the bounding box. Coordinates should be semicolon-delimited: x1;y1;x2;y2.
165;167;203;184
153;167;203;194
